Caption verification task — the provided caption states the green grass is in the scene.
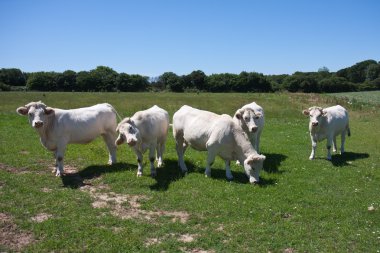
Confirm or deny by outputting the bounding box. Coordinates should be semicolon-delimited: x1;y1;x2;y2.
0;91;379;252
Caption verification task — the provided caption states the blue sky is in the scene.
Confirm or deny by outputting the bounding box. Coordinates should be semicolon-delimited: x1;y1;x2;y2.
1;0;379;76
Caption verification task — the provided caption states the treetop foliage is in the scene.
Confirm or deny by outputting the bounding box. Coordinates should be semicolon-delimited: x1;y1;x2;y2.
1;59;379;92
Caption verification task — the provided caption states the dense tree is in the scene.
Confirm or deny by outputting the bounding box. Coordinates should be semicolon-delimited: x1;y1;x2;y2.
26;72;59;91
0;68;26;86
185;70;207;91
76;71;95;91
158;72;184;92
337;60;377;83
57;70;77;91
318;77;354;93
365;63;380;81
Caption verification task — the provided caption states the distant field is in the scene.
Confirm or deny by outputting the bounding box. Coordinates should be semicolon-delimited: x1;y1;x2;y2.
327;90;380;106
0;92;379;252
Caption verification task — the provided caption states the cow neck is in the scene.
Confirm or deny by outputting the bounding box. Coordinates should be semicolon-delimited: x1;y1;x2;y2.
233;127;255;161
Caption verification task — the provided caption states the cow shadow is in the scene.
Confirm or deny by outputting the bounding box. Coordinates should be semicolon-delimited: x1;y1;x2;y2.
60;162;136;189
149;159;185;191
262;153;287;174
331;152;370;167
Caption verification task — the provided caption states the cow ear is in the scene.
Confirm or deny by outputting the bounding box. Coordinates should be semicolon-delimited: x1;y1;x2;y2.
234;109;243;119
16;106;28;115
321;109;328;117
44;107;54;115
302;109;310;116
247;154;266;165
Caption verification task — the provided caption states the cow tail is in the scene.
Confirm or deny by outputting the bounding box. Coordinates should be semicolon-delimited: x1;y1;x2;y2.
347;124;351;137
107;104;122;121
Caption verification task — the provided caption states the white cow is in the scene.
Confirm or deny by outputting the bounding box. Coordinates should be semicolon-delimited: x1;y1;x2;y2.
115;105;169;177
173;105;266;184
233;102;264;153
16;101;118;176
302;105;350;160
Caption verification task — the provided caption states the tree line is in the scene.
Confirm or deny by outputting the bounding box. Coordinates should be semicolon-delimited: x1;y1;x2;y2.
1;60;379;93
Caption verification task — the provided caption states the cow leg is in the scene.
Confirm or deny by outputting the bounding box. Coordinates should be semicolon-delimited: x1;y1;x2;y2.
340;131;346;154
55;145;66;177
175;139;188;173
309;136;317;160
205;150;216;178
256;133;261;154
149;145;157;177
326;135;333;160
102;132;117;165
156;142;164;168
225;160;233;181
333;136;337;153
133;148;144;177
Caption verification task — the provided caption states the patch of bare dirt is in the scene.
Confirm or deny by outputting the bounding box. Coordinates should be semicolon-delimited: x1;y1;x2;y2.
0;163;30;174
144;233;198;247
81;184;190;224
30;213;53;223
0;213;35;251
180;247;215;253
41;187;52;193
178;234;197;243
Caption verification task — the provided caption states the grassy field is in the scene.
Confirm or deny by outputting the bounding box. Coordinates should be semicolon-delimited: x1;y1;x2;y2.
0;91;379;252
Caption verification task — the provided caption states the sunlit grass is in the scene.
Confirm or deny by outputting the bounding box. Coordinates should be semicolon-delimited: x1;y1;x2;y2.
0;91;379;252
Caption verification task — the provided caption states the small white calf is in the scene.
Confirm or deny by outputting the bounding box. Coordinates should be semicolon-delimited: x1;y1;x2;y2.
173;105;266;184
17;101;118;176
303;105;350;160
115;105;169;177
233;102;264;153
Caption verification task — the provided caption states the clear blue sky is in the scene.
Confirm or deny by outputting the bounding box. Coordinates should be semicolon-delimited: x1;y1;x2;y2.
1;0;379;76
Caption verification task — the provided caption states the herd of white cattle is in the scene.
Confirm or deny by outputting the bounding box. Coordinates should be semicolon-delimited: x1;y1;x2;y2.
16;101;350;184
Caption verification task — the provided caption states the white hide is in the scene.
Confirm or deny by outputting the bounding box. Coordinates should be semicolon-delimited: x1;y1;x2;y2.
17;101;118;176
115;105;169;177
303;105;350;160
172;105;266;184
233;102;264;153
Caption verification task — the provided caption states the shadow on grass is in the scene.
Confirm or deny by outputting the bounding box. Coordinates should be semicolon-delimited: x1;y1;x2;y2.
262;153;287;174
61;162;136;189
331;152;370;167
149;159;185;191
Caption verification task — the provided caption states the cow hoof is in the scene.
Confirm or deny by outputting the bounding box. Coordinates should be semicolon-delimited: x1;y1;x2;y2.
235;160;241;165
137;172;143;177
327;157;332;161
151;172;157;177
55;170;62;177
226;176;234;181
309;156;314;160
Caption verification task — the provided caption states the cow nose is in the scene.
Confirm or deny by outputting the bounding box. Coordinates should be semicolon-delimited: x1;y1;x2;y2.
127;140;137;146
251;126;258;132
34;121;43;128
312;122;318;126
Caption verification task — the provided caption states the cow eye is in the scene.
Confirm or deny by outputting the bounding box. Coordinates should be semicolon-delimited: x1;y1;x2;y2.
128;126;133;131
244;117;249;121
255;116;259;119
28;112;32;117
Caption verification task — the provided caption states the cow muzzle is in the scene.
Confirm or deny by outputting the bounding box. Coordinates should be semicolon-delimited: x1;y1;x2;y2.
250;126;258;132
127;139;137;146
33;121;43;128
311;122;318;127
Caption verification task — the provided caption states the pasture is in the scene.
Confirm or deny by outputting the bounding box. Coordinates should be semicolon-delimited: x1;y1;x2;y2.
0;92;379;252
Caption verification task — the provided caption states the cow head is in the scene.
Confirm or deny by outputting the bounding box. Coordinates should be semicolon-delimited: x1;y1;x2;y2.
115;117;140;147
16;101;54;129
234;108;262;133
243;154;266;184
302;106;327;128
